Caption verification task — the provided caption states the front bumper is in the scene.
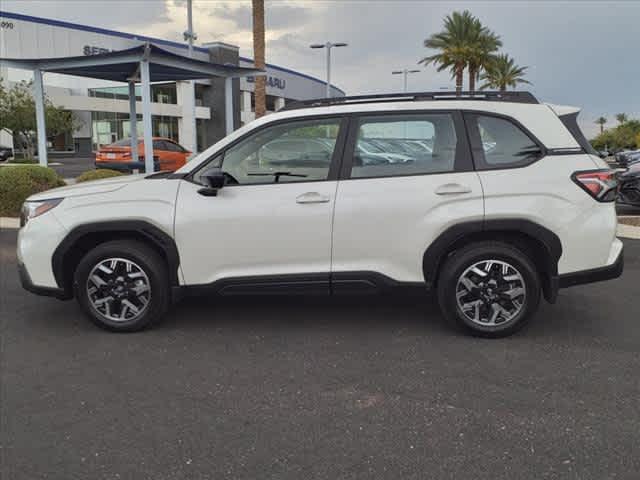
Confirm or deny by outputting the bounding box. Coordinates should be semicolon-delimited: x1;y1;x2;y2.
18;261;71;300
558;243;624;288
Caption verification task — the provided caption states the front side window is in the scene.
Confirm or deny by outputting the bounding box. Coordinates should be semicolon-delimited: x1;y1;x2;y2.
194;118;341;185
350;113;458;178
469;114;543;168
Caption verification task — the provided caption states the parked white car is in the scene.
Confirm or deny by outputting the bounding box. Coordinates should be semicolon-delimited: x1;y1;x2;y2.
18;91;623;337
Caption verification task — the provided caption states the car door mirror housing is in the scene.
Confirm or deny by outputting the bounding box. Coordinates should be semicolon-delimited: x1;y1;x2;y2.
198;170;226;197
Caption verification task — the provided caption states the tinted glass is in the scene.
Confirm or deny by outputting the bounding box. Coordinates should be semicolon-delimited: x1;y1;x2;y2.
152;140;165;150
164;141;184;152
350;114;458;178
474;115;542;167
196;118;340;185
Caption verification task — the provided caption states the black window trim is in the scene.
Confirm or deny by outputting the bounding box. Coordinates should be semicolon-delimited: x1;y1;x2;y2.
463;110;548;171
339;109;474;181
187;114;350;187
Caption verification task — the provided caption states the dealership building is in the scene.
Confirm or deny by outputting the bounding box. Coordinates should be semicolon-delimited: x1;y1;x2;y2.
0;11;345;154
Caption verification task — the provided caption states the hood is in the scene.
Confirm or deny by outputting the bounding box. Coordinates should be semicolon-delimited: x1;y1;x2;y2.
28;173;149;201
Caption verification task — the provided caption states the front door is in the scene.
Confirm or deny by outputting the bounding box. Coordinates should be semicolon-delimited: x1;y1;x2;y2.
174;117;346;290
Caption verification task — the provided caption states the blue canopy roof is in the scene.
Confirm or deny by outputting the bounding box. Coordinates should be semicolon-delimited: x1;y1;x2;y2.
0;43;262;82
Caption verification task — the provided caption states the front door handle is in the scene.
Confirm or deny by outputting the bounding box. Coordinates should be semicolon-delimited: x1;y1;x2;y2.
296;192;330;204
435;183;472;195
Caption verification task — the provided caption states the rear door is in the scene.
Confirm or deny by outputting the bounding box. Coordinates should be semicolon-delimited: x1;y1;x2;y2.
331;111;484;286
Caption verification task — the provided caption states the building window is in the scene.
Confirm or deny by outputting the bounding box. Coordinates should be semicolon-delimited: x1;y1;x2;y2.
249;93;278;112
88;83;177;104
91;112;179;149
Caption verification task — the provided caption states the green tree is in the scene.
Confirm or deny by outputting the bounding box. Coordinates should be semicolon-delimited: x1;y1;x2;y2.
595;116;607;135
420;10;480;94
591;118;640;151
615;113;628;125
479;54;531;91
0;80;79;161
466;24;502;92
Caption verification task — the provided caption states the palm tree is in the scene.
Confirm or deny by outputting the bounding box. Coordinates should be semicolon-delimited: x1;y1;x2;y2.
420;10;479;95
595;116;607;134
466;25;502;92
615;113;628;125
252;0;266;118
479;54;531;91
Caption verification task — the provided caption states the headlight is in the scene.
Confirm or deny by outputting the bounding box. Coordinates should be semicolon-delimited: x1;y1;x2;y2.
20;198;63;227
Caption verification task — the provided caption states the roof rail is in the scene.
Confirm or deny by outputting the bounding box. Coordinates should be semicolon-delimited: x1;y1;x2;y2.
281;91;539;111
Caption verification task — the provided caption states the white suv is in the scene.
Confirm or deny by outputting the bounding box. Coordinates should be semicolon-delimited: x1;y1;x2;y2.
17;92;624;337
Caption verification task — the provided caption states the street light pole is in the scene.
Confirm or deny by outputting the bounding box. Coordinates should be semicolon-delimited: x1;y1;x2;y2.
310;42;348;98
184;0;198;153
392;68;421;93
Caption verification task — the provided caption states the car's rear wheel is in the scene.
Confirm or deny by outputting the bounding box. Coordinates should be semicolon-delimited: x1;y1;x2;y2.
437;241;541;338
73;240;169;332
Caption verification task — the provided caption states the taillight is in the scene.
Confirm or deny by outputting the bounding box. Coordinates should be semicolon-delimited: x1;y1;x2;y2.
572;169;618;202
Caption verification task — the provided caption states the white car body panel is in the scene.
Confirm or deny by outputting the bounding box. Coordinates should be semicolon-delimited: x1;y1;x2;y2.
20;177;181;288
478;154;618;274
174;179;337;285
332;172;484;282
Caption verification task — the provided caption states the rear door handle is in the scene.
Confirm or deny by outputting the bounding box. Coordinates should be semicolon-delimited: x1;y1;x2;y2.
296;192;330;204
435;183;472;195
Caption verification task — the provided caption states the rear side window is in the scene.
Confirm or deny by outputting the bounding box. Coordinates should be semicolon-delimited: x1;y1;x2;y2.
349;113;460;178
466;114;543;169
559;112;596;155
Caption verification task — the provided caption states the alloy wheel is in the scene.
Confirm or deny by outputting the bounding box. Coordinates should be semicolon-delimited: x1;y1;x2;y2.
455;259;526;327
86;257;151;322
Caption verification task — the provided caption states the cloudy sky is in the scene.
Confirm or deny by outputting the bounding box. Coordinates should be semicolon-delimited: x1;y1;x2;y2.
3;0;639;137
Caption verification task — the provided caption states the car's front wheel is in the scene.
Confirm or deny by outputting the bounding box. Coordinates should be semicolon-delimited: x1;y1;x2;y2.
437;241;541;338
73;240;170;332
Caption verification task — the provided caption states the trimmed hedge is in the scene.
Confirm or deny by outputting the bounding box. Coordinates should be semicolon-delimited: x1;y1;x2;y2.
0;166;65;217
76;169;125;183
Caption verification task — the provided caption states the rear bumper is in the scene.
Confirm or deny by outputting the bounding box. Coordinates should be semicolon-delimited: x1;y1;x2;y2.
558;243;624;288
18;260;71;300
95;160;159;172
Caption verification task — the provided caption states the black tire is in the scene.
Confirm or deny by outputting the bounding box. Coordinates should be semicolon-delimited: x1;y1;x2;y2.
436;241;541;338
73;240;170;332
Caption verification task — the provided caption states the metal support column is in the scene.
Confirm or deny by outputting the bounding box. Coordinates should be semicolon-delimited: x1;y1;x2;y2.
128;81;139;163
33;69;48;167
225;77;234;135
140;60;154;173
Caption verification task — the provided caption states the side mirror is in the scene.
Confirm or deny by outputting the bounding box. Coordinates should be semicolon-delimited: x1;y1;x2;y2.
198;170;226;197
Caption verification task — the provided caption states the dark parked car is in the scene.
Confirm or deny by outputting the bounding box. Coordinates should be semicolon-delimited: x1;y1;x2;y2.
617;164;640;206
0;145;14;162
616;150;640;168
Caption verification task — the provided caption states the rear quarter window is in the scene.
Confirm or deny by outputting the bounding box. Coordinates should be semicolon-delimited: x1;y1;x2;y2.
465;113;544;170
559;112;596;155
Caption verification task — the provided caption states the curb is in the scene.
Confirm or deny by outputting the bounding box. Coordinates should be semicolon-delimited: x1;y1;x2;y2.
617;223;640;240
0;217;20;229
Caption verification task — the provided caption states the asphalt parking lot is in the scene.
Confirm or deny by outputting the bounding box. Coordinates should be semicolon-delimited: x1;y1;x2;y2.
1;229;639;480
49;156;95;179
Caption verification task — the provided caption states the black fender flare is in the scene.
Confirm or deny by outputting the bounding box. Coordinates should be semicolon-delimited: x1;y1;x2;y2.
51;220;180;295
422;219;563;302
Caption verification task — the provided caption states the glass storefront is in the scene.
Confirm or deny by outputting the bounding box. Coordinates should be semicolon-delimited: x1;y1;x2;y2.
91;112;179;149
88;83;177;104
